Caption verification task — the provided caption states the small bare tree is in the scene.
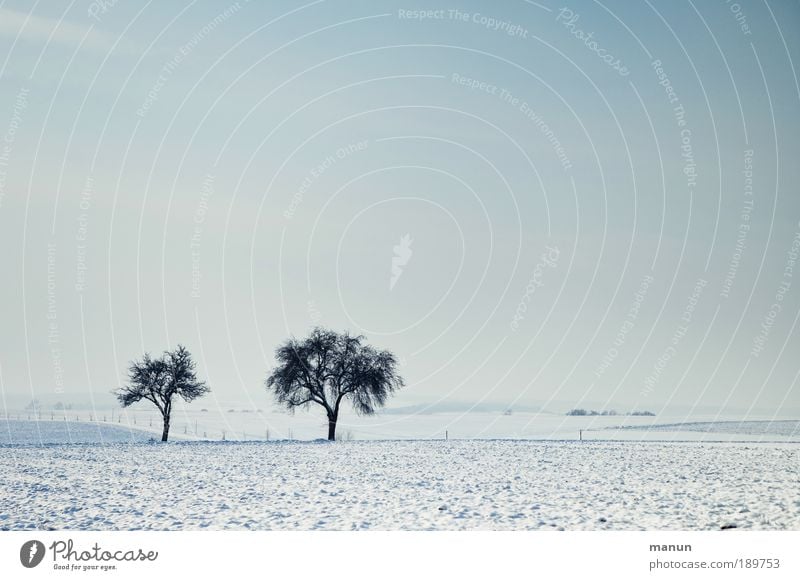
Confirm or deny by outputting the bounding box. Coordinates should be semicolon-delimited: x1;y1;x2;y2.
266;328;404;440
115;345;209;441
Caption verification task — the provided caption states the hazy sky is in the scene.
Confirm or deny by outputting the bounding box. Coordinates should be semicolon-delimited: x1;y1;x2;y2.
1;0;799;416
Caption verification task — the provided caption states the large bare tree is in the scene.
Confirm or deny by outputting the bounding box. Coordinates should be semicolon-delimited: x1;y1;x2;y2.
115;345;209;441
266;328;404;440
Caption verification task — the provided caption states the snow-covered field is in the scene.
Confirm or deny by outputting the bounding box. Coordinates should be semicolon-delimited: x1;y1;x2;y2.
1;435;798;531
609;420;800;438
0;419;153;445
5;410;799;443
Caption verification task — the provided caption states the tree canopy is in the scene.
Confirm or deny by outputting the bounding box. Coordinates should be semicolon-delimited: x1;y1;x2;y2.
266;328;404;440
115;345;209;441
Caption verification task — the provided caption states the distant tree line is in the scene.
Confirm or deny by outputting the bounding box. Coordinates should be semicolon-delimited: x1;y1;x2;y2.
566;409;655;416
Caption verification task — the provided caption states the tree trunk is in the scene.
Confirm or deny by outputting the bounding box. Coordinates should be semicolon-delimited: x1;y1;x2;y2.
161;414;170;442
327;415;337;441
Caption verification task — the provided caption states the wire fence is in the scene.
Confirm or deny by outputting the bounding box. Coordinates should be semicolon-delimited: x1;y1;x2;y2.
0;411;451;442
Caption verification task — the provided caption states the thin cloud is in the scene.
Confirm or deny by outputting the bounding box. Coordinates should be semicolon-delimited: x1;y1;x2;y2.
0;7;116;52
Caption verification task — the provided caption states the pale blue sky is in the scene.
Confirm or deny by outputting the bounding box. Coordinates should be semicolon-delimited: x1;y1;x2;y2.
1;0;799;416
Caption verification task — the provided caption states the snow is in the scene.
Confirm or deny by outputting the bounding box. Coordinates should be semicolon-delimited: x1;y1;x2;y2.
1;436;798;531
0;419;153;445
608;420;800;438
6;410;798;443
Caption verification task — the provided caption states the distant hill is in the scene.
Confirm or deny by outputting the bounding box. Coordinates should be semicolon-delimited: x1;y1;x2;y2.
382;402;543;415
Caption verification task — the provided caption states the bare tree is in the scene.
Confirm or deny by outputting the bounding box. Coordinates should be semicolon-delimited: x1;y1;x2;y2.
265;328;404;440
115;345;209;441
